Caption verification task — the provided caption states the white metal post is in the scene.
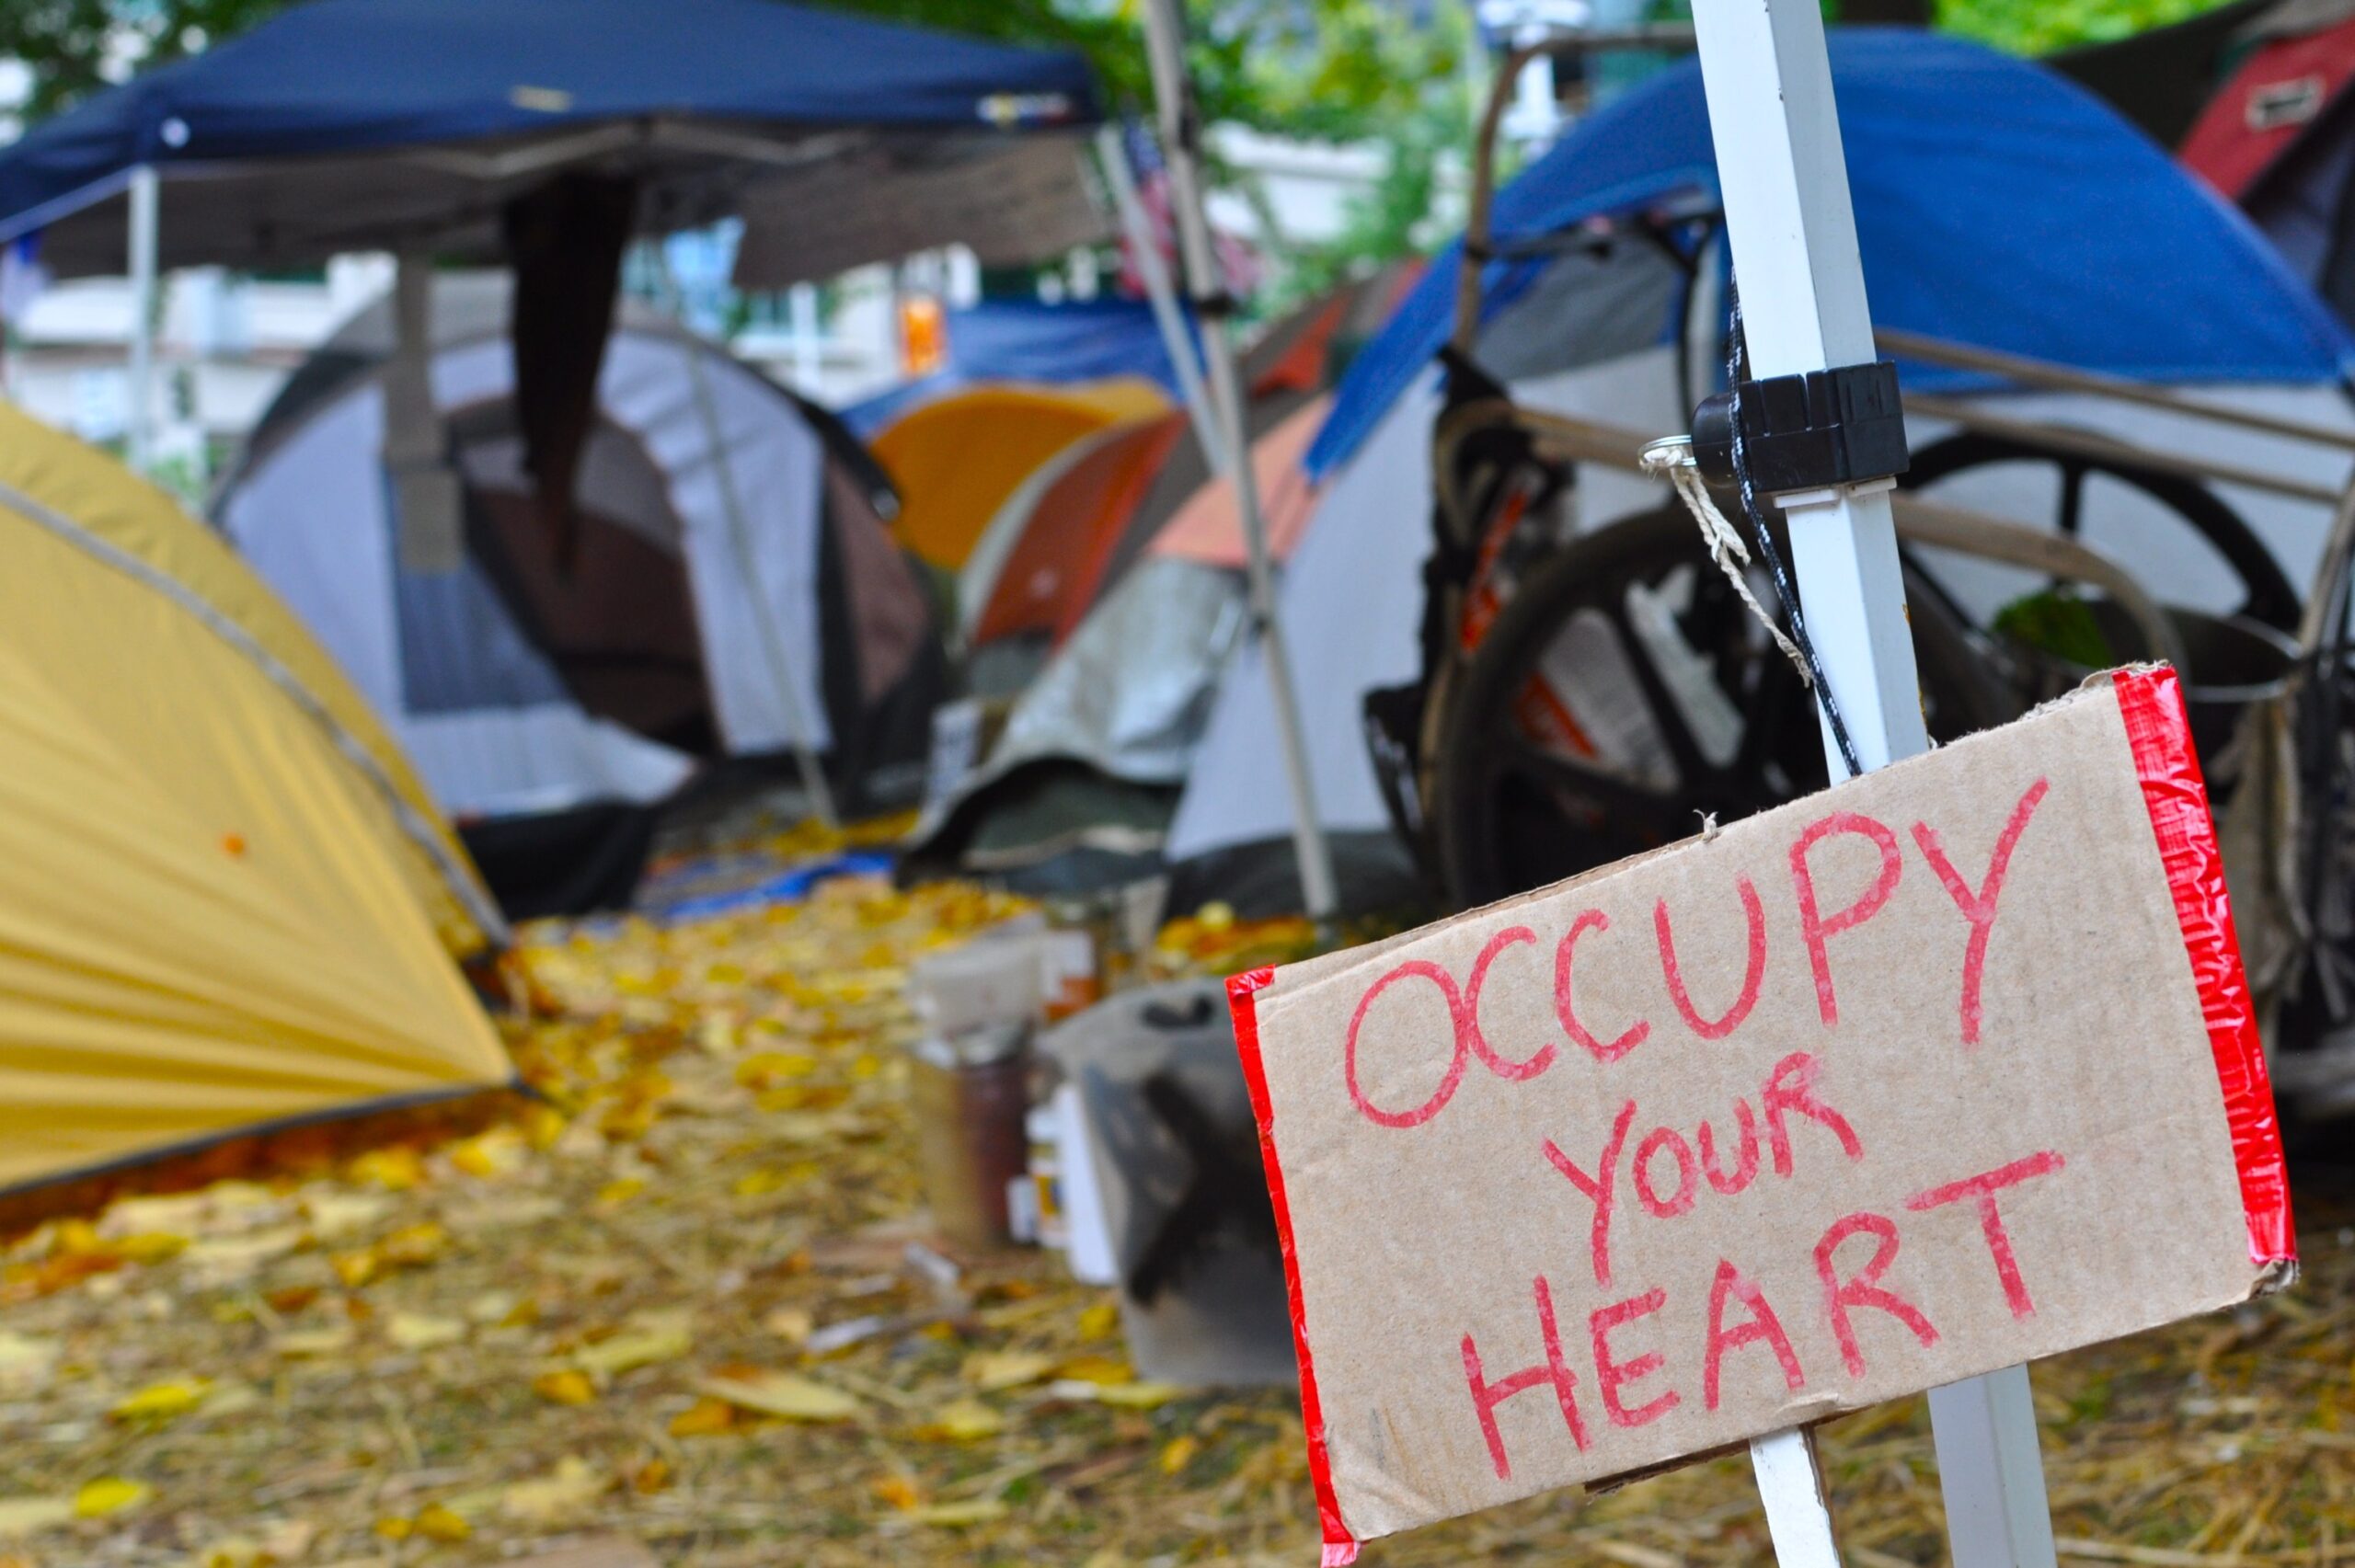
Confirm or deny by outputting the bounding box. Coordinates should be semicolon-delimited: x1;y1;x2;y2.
1140;0;1341;922
125;165;159;475
1685;3;2058;1563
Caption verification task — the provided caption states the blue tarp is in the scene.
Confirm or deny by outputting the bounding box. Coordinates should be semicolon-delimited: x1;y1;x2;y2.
0;0;1098;241
1309;29;2355;479
845;297;1195;435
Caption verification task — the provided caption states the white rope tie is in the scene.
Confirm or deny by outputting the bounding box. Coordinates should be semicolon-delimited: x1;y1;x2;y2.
1640;437;1811;687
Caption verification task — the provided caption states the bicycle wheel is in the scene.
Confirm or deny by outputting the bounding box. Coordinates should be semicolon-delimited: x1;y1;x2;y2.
1430;507;2017;910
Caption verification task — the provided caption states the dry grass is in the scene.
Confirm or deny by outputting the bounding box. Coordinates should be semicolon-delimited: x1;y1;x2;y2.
0;873;2349;1567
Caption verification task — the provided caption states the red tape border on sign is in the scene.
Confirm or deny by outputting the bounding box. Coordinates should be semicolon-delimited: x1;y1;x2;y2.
1229;966;1360;1566
2113;666;2295;1265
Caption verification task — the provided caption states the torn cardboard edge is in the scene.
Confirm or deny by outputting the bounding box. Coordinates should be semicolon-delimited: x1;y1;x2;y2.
1226;665;2293;1566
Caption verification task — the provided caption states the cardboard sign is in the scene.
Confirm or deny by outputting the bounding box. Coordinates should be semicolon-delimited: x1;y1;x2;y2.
1229;668;2292;1562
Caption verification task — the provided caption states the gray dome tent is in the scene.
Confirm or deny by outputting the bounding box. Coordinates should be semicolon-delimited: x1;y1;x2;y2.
216;274;942;912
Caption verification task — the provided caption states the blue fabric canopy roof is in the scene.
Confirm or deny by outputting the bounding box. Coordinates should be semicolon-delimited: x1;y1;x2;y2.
1310;29;2355;478
845;298;1194;434
0;0;1100;274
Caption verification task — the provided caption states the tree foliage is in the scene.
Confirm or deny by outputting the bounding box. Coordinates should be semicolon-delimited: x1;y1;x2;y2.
6;0;1463;146
4;0;286;120
1929;0;2238;54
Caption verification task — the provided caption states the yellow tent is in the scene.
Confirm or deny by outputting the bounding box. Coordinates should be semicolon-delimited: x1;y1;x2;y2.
871;377;1169;570
0;404;513;1196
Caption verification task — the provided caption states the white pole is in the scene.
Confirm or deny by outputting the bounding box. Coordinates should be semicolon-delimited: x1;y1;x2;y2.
1140;0;1341;922
651;246;841;831
125;165;159;475
788;281;821;393
1684;4;2058;1565
1094;122;1225;477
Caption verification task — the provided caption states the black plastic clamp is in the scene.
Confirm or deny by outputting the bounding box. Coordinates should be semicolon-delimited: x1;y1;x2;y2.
1689;359;1909;496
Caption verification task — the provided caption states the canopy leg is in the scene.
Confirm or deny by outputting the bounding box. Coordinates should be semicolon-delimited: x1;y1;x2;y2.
126;165;158;476
1095;123;1223;477
653;246;841;832
1140;0;1339;924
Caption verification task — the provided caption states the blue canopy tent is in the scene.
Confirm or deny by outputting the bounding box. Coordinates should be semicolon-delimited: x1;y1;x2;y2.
1166;26;2355;882
0;0;1105;282
1308;28;2353;480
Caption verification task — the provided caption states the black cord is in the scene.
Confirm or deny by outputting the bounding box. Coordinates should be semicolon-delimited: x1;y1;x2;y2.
1724;269;1867;779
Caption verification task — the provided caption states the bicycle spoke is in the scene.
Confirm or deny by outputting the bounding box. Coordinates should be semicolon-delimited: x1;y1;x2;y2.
1603;596;1716;787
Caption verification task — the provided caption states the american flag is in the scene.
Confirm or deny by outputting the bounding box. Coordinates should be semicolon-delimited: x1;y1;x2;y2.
1114;118;1264;303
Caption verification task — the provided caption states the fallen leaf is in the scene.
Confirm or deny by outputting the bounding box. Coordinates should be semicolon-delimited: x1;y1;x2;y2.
414;1503;471;1542
666;1397;737;1437
328;1251;379;1289
913;1398;1005;1442
870;1474;921;1511
74;1477;151;1517
735;1051;819;1088
629;1459;671;1495
0;1333;58;1388
375;1221;450;1268
574;1324;692;1379
449;1127;527;1180
348;1148;425;1191
1055;1355;1132;1387
387;1313;466;1352
593;1178;646;1211
274;1326;357;1359
1096;1381;1186;1410
466;1290;522;1325
500;1457;605;1524
0;1499;71;1540
259;1518;317;1561
696;1368;860;1423
113;1232;188;1265
963;1350;1055;1391
907;1499;1008;1528
534;1369;597;1407
302;1192;391;1241
762;1307;813;1344
1160;1435;1200;1475
1076;1301;1121;1340
181;1226;305;1282
110;1377;209;1423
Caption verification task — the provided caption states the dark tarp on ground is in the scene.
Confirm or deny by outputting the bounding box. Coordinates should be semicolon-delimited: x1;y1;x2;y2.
458;802;659;921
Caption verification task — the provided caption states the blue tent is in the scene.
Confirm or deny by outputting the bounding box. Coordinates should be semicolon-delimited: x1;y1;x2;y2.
845;298;1195;434
1309;29;2355;479
0;0;1102;280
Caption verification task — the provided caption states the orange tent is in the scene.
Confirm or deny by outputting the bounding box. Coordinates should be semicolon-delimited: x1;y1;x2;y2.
870;378;1169;570
966;413;1189;647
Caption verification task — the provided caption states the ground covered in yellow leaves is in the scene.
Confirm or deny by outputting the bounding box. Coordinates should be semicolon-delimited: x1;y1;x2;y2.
2;874;2355;1566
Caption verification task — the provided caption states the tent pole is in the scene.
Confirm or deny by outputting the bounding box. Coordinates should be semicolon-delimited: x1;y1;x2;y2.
651;246;842;832
1140;0;1339;923
1684;2;2058;1563
1093;123;1223;475
125;164;158;475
